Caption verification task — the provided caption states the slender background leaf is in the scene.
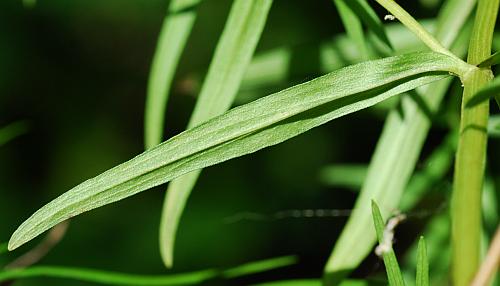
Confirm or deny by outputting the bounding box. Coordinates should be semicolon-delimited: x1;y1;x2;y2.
159;0;273;268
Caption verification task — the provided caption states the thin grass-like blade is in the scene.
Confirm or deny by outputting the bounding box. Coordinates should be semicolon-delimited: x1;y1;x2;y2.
159;0;273;268
0;121;28;146
349;0;393;51
252;279;375;286
222;256;296;278
371;201;406;286
333;0;370;60
323;1;474;282
416;237;429;286
144;0;201;149
0;255;296;285
0;267;217;285
8;52;466;251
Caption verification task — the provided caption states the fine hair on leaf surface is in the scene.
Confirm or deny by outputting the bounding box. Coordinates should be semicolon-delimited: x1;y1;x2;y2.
8;51;468;251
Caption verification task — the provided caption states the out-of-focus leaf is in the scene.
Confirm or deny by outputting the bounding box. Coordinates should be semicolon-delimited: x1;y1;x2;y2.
416;237;429;286
333;0;370;60
144;0;202;149
252;279;379;286
398;130;456;211
403;213;451;286
0;266;217;285
8;52;467;251
222;256;296;278
159;0;273;268
349;0;393;51
488;115;500;137
0;255;296;285
318;164;367;190
371;201;406;286
0;242;7;255
0;121;28;147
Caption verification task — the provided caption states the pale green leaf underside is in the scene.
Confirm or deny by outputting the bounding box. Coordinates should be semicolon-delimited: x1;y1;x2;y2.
144;0;201;149
159;0;273;268
371;201;406;286
9;52;464;251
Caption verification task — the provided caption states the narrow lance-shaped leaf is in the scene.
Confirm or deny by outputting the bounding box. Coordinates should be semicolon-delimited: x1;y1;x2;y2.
8;52;468;251
159;0;273;268
323;0;474;283
144;0;201;149
416;237;429;286
371;200;406;286
0;255;296;285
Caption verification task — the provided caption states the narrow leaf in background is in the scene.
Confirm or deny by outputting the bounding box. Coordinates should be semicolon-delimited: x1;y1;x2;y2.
159;0;273;268
144;0;201;149
333;0;370;60
0;255;296;285
8;52;466;252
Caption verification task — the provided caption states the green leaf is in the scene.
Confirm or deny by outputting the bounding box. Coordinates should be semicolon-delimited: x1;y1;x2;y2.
371;201;406;286
403;214;451;286
159;0;273;268
478;51;500;67
333;0;370;60
0;255;296;285
251;279;376;286
323;1;474;282
222;255;297;279
0;242;7;255
348;0;393;51
0;121;29;147
416;237;429;286
398;130;457;211
8;52;465;251
318;164;367;190
466;75;500;108
144;0;201;149
0;266;217;285
488;115;500;137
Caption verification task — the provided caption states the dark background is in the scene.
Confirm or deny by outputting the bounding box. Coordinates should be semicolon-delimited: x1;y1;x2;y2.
0;0;498;285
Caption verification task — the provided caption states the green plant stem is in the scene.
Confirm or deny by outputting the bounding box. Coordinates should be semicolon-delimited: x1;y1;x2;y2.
374;0;457;59
452;0;499;285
